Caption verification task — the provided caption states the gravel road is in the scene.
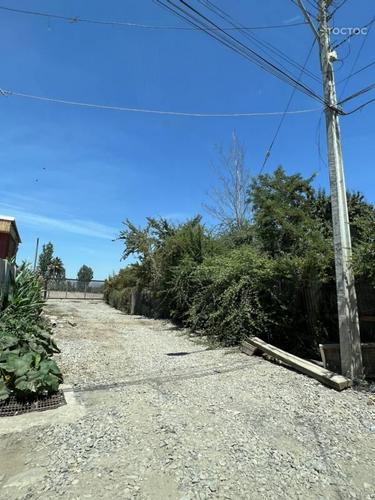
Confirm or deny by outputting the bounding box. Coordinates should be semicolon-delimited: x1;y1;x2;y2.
1;299;375;500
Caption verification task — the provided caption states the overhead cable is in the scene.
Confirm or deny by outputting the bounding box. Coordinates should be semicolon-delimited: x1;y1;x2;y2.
329;0;351;19
332;17;375;50
337;60;375;84
344;97;375;114
155;0;328;107
0;5;307;31
339;16;374;100
0;87;322;117
338;82;375;105
259;39;316;175
196;0;320;84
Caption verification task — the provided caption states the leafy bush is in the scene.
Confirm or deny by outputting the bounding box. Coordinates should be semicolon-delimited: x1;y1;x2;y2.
108;217;215;322
187;246;269;336
107;167;375;356
107;288;132;312
104;265;140;312
0;263;62;401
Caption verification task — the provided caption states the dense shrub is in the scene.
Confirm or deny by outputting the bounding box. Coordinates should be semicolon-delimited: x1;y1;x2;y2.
187;247;271;344
0;264;62;401
185;247;334;354
106;288;131;312
104;264;141;312
106;167;375;357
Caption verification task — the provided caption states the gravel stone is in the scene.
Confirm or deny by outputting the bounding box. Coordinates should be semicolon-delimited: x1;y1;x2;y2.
0;299;374;500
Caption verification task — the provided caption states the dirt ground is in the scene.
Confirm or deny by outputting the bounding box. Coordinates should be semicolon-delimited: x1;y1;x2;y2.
0;299;374;500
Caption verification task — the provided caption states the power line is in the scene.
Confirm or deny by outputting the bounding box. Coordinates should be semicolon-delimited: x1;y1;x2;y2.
339;16;374;100
0;4;307;31
0;87;322;117
336;36;352;66
332;17;375;50
289;0;315;18
338;81;375;106
337;60;375;83
178;0;323;95
196;0;321;84
155;0;328;107
259;39;317;174
329;0;351;18
345;96;375;115
305;0;318;9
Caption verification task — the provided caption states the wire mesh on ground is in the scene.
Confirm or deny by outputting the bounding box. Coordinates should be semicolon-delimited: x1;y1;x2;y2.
0;391;66;417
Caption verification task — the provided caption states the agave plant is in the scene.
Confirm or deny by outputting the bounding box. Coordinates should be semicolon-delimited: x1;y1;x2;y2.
1;262;44;323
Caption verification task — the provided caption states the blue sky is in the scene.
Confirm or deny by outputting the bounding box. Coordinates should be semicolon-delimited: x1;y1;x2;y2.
0;0;374;279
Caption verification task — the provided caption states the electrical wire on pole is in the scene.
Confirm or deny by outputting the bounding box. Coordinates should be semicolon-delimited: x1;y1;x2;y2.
332;17;375;50
0;87;321;117
329;0;351;19
338;16;374;100
337;60;375;84
155;0;328;107
0;4;307;31
338;81;375;106
196;0;321;84
259;39;317;175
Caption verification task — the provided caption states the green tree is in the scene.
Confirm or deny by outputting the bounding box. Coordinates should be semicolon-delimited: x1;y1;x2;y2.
38;242;54;280
117;216;214;320
77;265;94;291
249;166;331;267
312;189;375;284
118;217;175;287
49;257;65;280
38;242;66;283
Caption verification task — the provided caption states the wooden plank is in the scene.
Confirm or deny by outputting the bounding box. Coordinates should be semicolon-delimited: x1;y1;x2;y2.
240;340;260;356
308;359;324;367
243;337;352;391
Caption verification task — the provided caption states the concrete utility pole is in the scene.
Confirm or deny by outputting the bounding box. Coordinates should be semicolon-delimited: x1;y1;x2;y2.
297;0;363;379
33;237;39;272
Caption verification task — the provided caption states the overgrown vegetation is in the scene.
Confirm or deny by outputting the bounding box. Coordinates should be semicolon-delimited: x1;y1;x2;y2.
105;165;375;357
0;263;62;401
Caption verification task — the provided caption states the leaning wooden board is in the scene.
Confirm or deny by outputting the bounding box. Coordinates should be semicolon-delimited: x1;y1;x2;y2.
241;337;352;391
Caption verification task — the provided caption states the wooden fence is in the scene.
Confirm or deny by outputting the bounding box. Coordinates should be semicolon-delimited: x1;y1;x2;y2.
0;259;16;311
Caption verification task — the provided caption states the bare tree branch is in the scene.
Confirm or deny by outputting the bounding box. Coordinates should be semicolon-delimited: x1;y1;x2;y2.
203;131;251;229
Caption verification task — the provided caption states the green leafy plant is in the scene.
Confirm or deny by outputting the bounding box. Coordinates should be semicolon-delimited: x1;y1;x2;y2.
0;263;62;401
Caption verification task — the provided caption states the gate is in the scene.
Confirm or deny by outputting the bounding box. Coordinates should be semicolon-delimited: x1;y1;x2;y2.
46;278;104;300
